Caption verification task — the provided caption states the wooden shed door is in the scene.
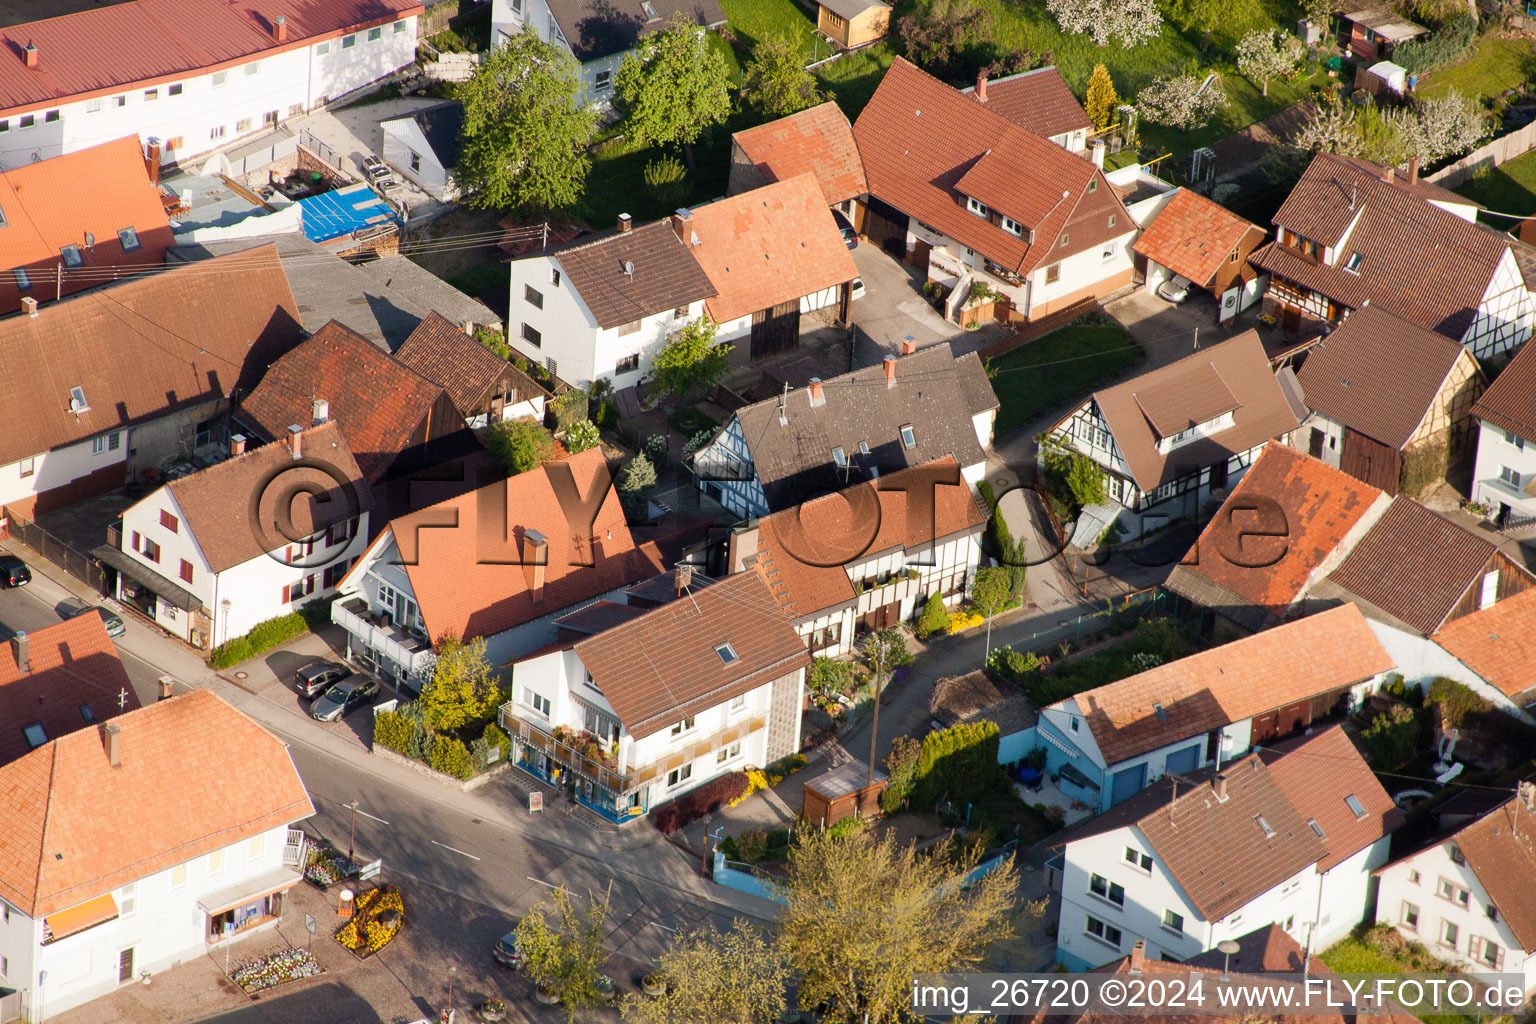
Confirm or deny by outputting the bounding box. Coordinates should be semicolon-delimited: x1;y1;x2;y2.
750;299;800;359
862;196;910;259
1340;428;1402;495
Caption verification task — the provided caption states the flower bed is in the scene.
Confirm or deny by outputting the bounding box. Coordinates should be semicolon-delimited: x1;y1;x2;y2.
304;848;358;889
334;884;405;959
230;947;324;993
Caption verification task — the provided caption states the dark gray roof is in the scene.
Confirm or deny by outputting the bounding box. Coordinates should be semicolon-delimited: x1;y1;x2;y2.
167;233;498;351
728;344;998;512
406;100;463;169
548;0;726;62
552;220;717;330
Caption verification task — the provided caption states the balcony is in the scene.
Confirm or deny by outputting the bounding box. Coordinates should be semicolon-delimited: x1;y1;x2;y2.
333;597;432;677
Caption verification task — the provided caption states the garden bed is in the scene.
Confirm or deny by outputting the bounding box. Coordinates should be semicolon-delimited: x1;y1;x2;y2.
334;884;406;960
230;947;324;994
304;845;359;890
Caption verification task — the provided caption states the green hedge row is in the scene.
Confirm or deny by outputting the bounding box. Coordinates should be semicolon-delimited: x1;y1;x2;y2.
373;707;511;782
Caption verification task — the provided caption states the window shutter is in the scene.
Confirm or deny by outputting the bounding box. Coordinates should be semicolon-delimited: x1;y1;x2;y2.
285;545;294;564
324;525;334;546
281;583;291;604
131;531;140;553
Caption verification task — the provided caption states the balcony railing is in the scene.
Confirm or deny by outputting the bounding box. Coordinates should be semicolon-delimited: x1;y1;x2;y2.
500;705;768;796
333;597;431;675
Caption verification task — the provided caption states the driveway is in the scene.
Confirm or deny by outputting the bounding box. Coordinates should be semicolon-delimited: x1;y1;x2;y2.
1102;286;1254;373
848;244;1009;360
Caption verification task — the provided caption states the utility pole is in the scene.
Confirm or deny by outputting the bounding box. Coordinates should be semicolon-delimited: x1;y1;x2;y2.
866;634;884;787
343;800;359;862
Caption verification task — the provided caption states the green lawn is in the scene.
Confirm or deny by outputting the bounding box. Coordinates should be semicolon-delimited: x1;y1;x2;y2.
1454;145;1536;220
1320;932;1476;1024
717;0;823;58
986;318;1139;437
1419;35;1535;102
1137;67;1332;166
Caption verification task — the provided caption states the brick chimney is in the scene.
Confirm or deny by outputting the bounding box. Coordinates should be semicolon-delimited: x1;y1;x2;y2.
313;398;329;426
523;529;548;602
273;13;287;42
1090;139;1106;169
1408;155;1420;185
808;377;825;407
883;354;896;388
105;723;122;767
1381;164;1395;183
674;562;694;595
230;433;247;457
975;71;988;104
618;212;632;233
727;522;758;574
20;296;37;317
287;424;303;460
23;42;37;69
670;208;692;244
900;337;916;355
12;631;27;674
145;140;161;184
1129;940;1146;974
1212;772;1229;801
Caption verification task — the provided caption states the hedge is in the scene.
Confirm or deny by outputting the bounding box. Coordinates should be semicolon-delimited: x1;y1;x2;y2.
649;771;752;834
910;721;1000;809
1392;16;1475;74
373;710;414;753
429;735;475;780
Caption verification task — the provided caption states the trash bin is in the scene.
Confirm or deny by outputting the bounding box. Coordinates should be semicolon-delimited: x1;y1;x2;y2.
338;889;354;918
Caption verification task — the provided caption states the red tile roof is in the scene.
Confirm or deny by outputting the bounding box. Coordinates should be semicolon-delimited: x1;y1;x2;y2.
1254;153;1512;340
1327;496;1509;635
0;0;421;116
853;57;1129;275
1432;587;1536;701
960;66;1091;140
376;449;706;644
1069;603;1393;765
0;136;172;314
0;616;137;766
0;688;312;917
162;422;373;573
575;571;810;739
0;243;302;469
238;320;456;485
1132;188;1264;289
1086;332;1300;491
1295;304;1475;450
686;174;858;323
753;457;986;619
1441;796;1536;949
1165;444;1387;620
729;102;867;206
1471;325;1536;439
395;311;549;418
1262;725;1402;871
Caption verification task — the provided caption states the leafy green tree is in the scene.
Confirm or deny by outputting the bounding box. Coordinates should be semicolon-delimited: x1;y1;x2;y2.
862;628;912;680
456;33;599;212
915;594;949;638
643;153;688;208
896;0;992;69
473;326;511;358
419;636;504;731
807;656;854;697
564;419;600;452
778;822;1025;1024
647;317;731;404
516;888;611;1021
620;920;787;1024
1084;64;1119;130
743;35;821;117
550;388;591;432
1170;0;1242;48
614;15;732;168
1236;28;1301;97
880;734;922;811
485;417;555;475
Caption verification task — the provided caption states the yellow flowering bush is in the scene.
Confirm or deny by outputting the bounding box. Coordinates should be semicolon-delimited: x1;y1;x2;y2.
334;885;405;958
947;611;984;634
729;769;771;807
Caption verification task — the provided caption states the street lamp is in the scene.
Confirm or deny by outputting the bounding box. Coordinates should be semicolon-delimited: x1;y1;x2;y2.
443;965;457;1024
343;799;360;863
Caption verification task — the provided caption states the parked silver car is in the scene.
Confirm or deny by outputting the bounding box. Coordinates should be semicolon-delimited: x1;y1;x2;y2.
309;678;380;722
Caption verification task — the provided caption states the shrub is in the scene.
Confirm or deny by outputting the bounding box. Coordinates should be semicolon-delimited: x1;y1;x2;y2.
910;721;1000;809
210;611;310;667
882;735;922;811
372;710;413;753
649;771;752;833
735;829;768;862
681;428;713;457
1130;616;1195;663
595;399;619;430
642;432;670;472
987;645;1042;681
481;722;511;760
1427;677;1490;728
564;419;600;452
429;735;475;780
1359;704;1420;770
1393;16;1475;74
550;388;590;432
915;594;949;639
947;610;984;633
643;153;688;207
485;418;555;475
808;656;853;697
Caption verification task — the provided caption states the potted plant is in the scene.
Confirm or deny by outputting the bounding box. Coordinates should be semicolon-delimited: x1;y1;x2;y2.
596;975;616;1003
533;981;561;1005
479;997;507;1022
641;973;667;996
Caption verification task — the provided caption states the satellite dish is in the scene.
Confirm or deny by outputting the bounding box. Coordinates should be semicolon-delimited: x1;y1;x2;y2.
623;260;634;279
29;151;40;163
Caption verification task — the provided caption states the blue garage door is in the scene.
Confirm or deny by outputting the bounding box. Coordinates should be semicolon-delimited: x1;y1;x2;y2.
1165;745;1200;775
1109;762;1147;805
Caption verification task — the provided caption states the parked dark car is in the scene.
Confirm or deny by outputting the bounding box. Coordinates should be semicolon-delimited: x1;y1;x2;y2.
831;208;858;249
493;930;523;968
0;555;30;588
295;660;353;698
66;604;124;637
309;678;380;722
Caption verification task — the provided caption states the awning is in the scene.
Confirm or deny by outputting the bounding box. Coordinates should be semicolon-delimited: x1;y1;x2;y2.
91;544;203;612
198;868;302;916
43;893;118;944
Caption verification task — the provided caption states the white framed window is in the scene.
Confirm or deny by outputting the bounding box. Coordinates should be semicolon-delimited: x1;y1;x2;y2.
1480;570;1500;608
1408;869;1421;884
368;26;383;41
342;33;357;48
1344;252;1364;273
1088;873;1124;906
210;125;226;140
1401;901;1419;930
1345;793;1367;818
524;688;551;716
410;151;421;171
1503;429;1526;451
246;61;260;76
1123;847;1152;872
714;643;738;664
667;764;693;787
1440;919;1459;950
670;716;696;735
236;117;252;133
170;863;187;889
900;424;916;448
1439;878;1471;908
1500;465;1520;487
316;40;331;55
212;71;228;87
966;196;988;218
1085;915;1121;948
209;849;224;874
119;882;136;917
249;835;264;858
395;19;408;32
85;98;102;113
19;457;33;477
716;741;741;763
1001;215;1023;236
730;694;746;710
1162;909;1184;934
1100;242;1115;262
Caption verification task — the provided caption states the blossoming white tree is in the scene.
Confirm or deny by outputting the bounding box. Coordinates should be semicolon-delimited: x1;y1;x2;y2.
1045;0;1162;48
1236;29;1302;97
1137;73;1225;131
1394;90;1490;164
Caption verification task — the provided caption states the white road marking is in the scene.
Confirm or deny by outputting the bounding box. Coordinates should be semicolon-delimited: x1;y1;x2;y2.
527;876;574;894
354;807;390;825
650;921;677;933
431;840;481;861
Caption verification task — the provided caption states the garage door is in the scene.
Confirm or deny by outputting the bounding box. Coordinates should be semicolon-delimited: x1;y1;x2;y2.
1165;744;1200;775
1109;762;1147;806
862;197;909;259
750;299;800;359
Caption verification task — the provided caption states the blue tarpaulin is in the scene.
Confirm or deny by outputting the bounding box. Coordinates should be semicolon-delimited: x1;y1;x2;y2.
299;183;397;243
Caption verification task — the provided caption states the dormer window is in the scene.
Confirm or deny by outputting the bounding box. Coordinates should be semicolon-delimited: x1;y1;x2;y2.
1343;252;1364;273
1001;215;1023;237
966;196;989;219
1059;233;1069;248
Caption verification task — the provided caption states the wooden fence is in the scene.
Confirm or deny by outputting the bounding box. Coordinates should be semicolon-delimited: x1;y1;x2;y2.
1427;119;1536;188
